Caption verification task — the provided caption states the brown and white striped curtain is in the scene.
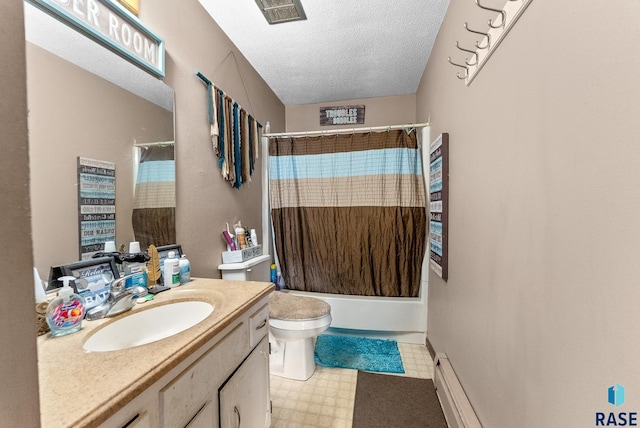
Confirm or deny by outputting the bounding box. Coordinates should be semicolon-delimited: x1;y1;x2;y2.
269;129;427;297
132;144;176;249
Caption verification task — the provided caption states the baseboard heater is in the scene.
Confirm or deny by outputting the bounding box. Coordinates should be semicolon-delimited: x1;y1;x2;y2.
433;353;482;428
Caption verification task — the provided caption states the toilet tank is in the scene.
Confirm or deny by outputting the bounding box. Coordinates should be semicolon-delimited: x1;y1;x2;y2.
218;254;272;281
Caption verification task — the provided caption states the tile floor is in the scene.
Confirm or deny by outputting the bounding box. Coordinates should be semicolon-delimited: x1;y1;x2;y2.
270;342;434;428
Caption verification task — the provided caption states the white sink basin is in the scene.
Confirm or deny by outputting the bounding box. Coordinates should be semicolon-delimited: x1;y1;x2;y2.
83;301;214;352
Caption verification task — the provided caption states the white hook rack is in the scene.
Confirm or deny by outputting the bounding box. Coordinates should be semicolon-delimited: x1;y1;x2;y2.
451;0;533;85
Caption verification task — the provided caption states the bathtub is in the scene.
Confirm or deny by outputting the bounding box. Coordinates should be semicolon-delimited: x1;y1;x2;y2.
261;136;430;345
280;276;428;345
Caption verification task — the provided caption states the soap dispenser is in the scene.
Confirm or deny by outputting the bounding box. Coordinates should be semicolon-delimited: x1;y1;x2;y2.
45;276;85;337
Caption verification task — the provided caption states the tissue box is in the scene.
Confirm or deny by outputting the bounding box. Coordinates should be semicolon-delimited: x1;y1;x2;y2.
222;245;263;264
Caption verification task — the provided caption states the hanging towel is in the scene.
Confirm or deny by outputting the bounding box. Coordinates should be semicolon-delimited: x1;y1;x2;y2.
223;96;233;181
232;102;241;188
197;78;260;188
208;83;219;141
217;89;225;170
252;117;259;161
241;109;250;184
248;116;255;176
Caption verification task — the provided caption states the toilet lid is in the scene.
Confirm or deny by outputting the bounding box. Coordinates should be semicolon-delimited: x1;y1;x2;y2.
269;291;331;321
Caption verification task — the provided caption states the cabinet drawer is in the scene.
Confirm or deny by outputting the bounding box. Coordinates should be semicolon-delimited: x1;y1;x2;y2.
160;324;248;428
123;411;151;428
249;304;269;347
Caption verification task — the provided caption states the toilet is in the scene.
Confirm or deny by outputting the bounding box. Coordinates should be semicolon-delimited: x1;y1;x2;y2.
268;291;332;381
218;256;332;381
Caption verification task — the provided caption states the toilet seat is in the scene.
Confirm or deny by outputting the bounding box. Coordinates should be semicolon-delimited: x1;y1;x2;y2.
268;291;331;321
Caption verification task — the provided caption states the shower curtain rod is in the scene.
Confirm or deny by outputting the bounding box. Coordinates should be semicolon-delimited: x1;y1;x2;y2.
133;140;175;148
262;122;429;138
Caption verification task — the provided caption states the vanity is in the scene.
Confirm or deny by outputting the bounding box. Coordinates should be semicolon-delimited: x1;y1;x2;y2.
37;278;274;428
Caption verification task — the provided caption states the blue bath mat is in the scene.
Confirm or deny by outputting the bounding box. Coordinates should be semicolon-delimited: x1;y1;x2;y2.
314;335;405;374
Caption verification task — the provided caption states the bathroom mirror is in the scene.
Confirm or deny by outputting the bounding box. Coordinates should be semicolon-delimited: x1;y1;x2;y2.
24;3;175;278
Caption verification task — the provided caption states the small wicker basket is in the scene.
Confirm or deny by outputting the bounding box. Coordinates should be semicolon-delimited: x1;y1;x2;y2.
36;301;50;336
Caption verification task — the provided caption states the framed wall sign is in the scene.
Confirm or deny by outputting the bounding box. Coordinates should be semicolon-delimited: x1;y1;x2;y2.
62;257;119;310
319;105;365;126
78;157;116;261
429;133;449;281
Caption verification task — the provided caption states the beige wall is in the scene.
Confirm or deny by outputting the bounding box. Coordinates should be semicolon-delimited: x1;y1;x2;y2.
0;1;40;427
27;44;174;277
140;0;285;278
418;1;640;427
286;94;415;132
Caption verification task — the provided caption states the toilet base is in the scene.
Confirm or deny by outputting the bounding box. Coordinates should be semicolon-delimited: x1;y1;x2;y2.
269;333;317;381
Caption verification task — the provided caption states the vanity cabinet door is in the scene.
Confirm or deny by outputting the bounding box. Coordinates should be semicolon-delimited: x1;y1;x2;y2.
219;337;271;428
184;401;215;428
160;324;248;428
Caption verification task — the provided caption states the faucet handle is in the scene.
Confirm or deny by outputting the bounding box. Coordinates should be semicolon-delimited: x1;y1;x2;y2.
110;273;141;296
111;276;126;295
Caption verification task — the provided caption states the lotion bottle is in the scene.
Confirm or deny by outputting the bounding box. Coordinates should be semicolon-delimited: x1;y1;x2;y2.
45;276;85;337
163;251;180;288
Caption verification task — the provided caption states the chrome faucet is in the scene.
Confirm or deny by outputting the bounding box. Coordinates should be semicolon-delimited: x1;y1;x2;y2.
85;274;148;320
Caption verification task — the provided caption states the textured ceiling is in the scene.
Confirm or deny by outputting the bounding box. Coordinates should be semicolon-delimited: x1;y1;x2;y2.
199;0;449;106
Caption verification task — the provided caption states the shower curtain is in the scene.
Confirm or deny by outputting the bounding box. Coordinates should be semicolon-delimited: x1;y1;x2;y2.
132;144;176;249
269;129;427;297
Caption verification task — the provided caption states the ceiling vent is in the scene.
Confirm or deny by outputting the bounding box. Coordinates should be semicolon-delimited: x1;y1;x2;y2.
255;0;307;24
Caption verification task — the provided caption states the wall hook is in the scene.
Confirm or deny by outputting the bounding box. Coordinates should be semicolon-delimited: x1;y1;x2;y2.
454;41;479;66
475;0;506;28
464;22;490;49
447;57;468;80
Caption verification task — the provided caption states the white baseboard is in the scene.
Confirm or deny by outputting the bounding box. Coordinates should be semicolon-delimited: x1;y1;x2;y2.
433;353;482;428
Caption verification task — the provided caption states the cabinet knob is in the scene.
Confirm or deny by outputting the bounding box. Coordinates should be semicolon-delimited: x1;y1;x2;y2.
255;319;267;330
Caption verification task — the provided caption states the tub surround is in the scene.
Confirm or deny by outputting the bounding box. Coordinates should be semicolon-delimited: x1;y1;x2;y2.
37;278;274;428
